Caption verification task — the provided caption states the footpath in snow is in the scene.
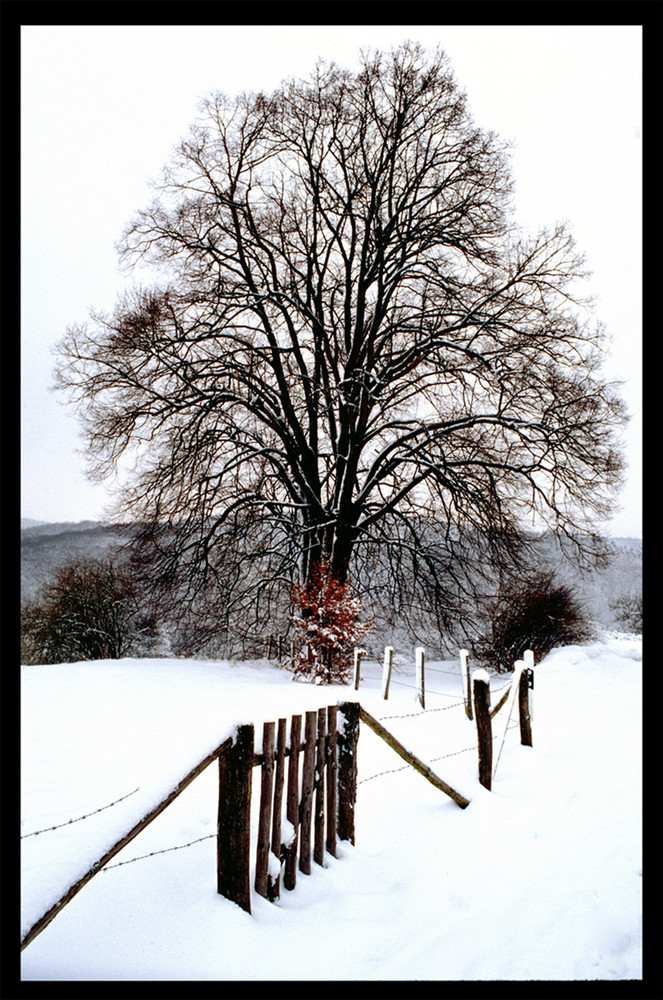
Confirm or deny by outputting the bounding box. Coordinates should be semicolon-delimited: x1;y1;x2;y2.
20;635;642;981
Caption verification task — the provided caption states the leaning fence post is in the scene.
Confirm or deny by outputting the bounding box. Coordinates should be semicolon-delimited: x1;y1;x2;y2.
416;647;426;709
473;671;492;790
519;664;534;747
460;649;473;720
337;701;359;845
217;723;254;913
382;646;394;699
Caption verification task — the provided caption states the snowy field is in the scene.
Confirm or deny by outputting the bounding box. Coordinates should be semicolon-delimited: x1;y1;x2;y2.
20;635;642;982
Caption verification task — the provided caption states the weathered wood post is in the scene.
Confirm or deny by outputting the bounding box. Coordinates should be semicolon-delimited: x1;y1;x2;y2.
416;647;426;709
337;701;360;844
255;722;275;899
299;710;317;874
290;639;296;673
314;708;327;866
353;647;363;690
473;671;492;790
217;724;254;913
460;649;473;720
283;714;301;891
519;663;534;747
326;705;338;858
268;717;288;901
382;645;394;700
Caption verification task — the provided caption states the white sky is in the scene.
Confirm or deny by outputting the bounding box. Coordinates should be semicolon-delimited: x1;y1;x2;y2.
21;24;642;535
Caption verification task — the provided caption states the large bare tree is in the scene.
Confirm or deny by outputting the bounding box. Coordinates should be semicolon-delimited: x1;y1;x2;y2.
55;43;625;647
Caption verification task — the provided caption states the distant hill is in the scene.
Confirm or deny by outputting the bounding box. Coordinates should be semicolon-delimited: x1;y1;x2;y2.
20;521;642;632
20;521;131;604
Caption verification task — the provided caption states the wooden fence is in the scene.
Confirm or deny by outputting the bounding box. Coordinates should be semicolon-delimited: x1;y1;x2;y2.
21;652;535;950
217;702;359;914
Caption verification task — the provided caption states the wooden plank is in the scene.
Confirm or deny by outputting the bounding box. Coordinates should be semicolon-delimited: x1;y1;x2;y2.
314;708;327;866
338;701;360;843
283;714;301;891
358;706;470;809
21;732;234;951
381;646;393;700
255;722;275;898
519;668;533;747
271;718;287;857
473;673;492;790
299;710;317;874
460;649;473;720
326;705;338;858
489;685;510;719
217;724;254;913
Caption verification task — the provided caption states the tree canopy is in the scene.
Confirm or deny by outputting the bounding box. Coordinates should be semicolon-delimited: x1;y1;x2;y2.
55;43;625;647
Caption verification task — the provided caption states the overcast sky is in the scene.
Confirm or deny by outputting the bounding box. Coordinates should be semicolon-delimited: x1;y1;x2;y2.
21;24;642;535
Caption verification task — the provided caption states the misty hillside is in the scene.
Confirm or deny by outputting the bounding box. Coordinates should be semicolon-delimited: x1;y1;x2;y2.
21;521;641;635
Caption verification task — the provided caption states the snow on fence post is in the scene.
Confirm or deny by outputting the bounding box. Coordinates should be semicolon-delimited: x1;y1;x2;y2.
472;671;492;790
283;714;302;891
519;659;534;747
459;649;473;720
416;647;426;709
353;647;363;690
382;645;394;700
217;723;254;913
255;722;275;899
337;701;360;844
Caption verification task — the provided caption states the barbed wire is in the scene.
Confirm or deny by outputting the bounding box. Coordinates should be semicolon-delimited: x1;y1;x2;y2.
21;788;141;839
102;834;216;871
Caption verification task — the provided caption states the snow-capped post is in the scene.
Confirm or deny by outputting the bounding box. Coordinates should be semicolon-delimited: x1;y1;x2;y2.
326;705;338;858
472;671;492;790
283;714;302;891
382;645;394;699
337;701;360;844
353;647;363;690
255;722;275;899
217;723;254;913
459;649;473;720
519;654;534;747
416;647;426;709
299;710;317;874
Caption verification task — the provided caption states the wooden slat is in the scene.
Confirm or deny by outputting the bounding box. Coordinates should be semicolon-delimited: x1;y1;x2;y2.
326;705;338;858
338;701;360;843
314;708;327;866
255;722;275;898
299;710;317;874
217;725;254;913
283;714;301;891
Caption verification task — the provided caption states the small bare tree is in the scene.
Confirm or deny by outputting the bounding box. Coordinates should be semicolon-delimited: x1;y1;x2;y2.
54;43;625;654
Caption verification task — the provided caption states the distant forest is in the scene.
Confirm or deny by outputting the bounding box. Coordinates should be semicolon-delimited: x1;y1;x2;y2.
21;520;642;662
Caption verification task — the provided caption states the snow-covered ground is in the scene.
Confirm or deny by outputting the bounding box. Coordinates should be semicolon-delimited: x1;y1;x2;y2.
20;635;642;982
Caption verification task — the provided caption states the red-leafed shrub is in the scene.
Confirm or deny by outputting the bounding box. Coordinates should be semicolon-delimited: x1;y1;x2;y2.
290;560;373;683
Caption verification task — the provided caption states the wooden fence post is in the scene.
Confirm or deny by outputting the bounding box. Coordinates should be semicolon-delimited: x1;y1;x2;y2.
473;671;492;791
519;667;534;747
337;701;359;844
314;708;327;866
217;723;254;913
255;722;275;899
299;710;317;874
283;714;301;891
416;647;426;709
326;705;338;858
268;717;287;901
382;646;394;700
460;649;473;720
353;648;363;690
